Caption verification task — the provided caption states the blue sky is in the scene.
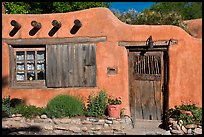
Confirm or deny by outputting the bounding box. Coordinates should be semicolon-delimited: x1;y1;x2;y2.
109;2;155;12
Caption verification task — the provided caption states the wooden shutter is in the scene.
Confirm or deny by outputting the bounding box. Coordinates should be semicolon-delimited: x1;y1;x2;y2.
46;43;96;88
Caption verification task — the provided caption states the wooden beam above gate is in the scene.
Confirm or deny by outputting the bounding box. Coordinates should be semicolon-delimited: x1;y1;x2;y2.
118;39;178;47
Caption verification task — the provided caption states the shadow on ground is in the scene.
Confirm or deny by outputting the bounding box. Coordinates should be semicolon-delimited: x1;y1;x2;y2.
2;125;42;135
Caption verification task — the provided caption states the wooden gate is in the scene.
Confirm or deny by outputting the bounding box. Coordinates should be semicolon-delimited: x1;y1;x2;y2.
129;51;164;121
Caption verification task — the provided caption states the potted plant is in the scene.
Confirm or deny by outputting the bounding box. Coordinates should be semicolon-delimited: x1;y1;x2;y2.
107;96;122;119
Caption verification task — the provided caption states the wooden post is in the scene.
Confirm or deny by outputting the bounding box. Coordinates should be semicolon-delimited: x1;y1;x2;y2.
31;21;41;29
11;20;21;29
52;20;61;28
70;19;82;34
9;20;21;37
29;21;41;36
74;19;82;28
48;20;61;36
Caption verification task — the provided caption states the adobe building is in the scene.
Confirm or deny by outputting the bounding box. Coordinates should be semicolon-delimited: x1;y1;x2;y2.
2;8;202;125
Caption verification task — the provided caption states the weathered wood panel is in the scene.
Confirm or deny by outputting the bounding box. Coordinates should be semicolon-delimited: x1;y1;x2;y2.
61;45;69;87
77;44;85;87
73;45;80;87
129;51;163;121
46;43;96;88
3;36;107;45
128;52;136;124
68;45;74;87
153;81;162;120
133;80;144;119
84;44;96;87
140;81;151;119
46;45;62;87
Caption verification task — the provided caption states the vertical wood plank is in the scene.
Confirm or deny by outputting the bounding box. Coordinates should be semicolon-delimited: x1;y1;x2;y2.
68;45;74;87
55;45;62;87
147;56;150;74
141;81;151;119
128;52;136;125
135;80;143;119
154;80;162;120
84;44;96;87
46;45;59;87
77;44;85;87
73;44;79;87
61;44;69;87
148;81;157;120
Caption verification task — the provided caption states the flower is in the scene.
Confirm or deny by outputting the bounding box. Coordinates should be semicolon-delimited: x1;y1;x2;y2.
108;96;122;105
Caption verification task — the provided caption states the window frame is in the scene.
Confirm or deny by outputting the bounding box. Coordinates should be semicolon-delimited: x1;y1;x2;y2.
10;45;46;88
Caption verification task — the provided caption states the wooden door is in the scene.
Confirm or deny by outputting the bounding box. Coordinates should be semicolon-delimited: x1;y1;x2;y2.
129;51;163;121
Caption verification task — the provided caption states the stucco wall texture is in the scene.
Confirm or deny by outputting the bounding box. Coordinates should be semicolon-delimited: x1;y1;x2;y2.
2;8;202;116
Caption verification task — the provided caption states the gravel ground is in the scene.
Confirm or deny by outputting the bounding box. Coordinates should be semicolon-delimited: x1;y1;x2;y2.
125;119;171;135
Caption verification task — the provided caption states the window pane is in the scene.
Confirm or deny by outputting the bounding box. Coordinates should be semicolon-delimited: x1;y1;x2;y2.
16;62;25;70
37;61;45;70
27;72;35;81
27;61;35;70
37;71;45;80
37;51;45;60
16;72;25;81
16;51;24;60
27;51;35;60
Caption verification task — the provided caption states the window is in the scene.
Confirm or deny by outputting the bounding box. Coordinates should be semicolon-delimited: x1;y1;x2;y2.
11;43;96;88
12;45;46;87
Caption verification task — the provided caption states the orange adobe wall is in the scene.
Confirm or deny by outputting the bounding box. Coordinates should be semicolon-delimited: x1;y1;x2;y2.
2;8;202;116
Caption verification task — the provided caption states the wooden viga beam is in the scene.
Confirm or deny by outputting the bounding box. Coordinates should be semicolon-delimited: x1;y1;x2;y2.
31;21;41;29
52;20;61;28
48;20;61;36
10;20;21;29
9;20;21;37
70;19;82;34
29;21;42;36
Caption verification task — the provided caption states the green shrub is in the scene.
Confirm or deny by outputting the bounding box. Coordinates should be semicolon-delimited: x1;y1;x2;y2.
85;90;108;117
168;104;202;126
120;108;125;117
45;94;85;118
191;108;202;125
11;104;45;119
2;96;12;117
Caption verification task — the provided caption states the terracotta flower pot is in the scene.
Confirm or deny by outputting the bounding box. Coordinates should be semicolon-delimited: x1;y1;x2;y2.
107;104;121;119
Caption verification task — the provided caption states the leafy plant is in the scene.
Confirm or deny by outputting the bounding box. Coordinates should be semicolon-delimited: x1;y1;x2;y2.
4;2;110;14
108;96;122;105
177;103;198;111
2;96;12;117
11;104;45;119
85;90;108;117
45;94;85;118
120;108;125;117
168;103;202;126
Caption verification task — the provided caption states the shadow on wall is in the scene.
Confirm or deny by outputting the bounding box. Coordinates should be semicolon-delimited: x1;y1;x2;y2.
2;76;9;88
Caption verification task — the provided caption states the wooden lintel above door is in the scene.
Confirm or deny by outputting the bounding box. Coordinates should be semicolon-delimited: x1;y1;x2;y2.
118;39;178;47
